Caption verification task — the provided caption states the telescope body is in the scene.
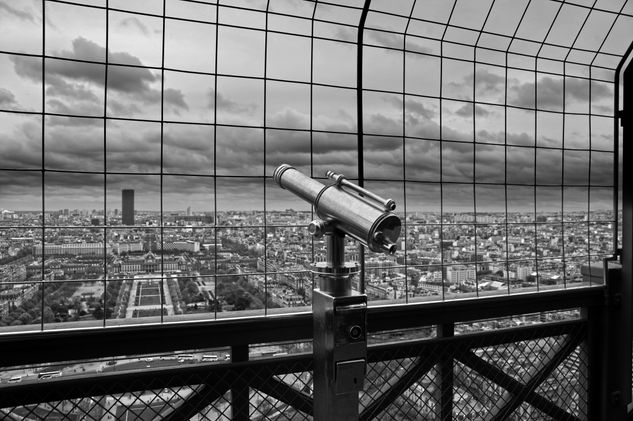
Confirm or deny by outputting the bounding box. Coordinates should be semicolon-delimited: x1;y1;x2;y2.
274;164;401;420
273;164;401;254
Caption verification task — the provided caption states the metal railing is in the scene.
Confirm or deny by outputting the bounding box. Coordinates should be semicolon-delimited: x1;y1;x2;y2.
2;275;627;421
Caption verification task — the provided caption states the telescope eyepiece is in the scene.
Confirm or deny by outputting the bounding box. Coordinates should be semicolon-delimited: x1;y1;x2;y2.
309;219;330;238
382;243;397;255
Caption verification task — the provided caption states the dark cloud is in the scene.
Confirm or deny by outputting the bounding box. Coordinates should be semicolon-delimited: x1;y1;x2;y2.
474;105;489;118
163;129;214;174
366;30;403;49
404;38;432;54
364;113;402;135
0;88;18;108
215;91;256;115
0;57;612;212
105;99;142;116
118;16;150;36
0;2;35;21
46;78;101;103
164;89;188;111
563;152;590;186
475;70;504;92
509;80;537;108
10;37;188;115
0;171;42;211
508;76;612;110
442;142;474;182
267;108;309;129
476;129;504;143
10;55;42;83
506;147;534;184
0;118;41;169
405;98;436;120
215;128;264;176
536;77;564;109
475;145;505;183
455;104;473;118
46;116;102;128
565;78;589;103
334;27;357;43
107;64;154;91
507;132;534;146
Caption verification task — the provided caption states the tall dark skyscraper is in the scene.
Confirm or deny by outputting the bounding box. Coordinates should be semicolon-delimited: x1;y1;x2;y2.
122;189;134;225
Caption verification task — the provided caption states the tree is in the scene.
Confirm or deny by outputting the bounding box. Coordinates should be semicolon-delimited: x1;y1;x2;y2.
18;312;33;325
42;307;55;323
234;293;252;311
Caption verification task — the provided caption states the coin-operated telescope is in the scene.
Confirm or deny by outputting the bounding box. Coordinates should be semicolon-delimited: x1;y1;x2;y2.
273;164;401;421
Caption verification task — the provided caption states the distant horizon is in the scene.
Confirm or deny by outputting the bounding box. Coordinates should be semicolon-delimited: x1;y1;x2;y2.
0;207;617;214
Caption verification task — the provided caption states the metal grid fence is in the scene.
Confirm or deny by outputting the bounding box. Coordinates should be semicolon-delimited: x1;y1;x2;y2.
0;313;587;420
0;1;631;329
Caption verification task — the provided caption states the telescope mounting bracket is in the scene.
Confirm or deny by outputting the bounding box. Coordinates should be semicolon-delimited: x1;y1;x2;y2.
309;220;359;296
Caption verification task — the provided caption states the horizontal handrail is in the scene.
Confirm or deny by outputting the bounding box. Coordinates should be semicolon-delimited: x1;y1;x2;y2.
0;318;585;409
0;287;604;369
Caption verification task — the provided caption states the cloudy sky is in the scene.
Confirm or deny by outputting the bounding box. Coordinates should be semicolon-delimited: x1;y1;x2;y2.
0;0;631;214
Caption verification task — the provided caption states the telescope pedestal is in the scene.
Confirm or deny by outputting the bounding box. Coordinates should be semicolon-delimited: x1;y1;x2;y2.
312;232;367;421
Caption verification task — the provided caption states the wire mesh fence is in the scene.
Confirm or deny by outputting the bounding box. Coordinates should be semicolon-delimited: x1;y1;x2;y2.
0;313;587;420
1;0;631;334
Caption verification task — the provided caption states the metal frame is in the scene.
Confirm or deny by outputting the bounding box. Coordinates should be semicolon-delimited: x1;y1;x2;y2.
1;0;630;329
0;287;601;369
618;39;633;421
1;2;633;420
0;288;602;420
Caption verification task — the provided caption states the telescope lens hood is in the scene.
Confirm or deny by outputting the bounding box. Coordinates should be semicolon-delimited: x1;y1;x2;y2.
273;164;294;188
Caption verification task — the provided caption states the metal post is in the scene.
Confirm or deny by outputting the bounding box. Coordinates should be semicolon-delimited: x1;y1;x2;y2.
231;345;249;421
581;257;630;420
438;322;454;421
580;305;603;421
313;231;367;421
620;43;633;418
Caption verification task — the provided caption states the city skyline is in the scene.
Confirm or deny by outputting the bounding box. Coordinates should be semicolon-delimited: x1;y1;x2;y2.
0;171;618;212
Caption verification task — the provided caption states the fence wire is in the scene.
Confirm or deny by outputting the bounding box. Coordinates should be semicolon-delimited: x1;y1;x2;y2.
1;319;587;420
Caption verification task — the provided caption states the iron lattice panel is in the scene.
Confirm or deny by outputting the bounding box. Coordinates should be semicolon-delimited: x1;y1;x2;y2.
362;357;418;407
451;328;587;421
0;356;313;421
249;370;313;421
0;321;588;420
533;347;587;420
191;391;232;421
371;364;441;421
249;388;311;421
453;360;508;420
273;372;314;397
1;386;209;421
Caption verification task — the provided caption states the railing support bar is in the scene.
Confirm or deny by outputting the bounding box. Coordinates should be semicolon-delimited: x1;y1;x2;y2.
231;345;249;421
485;330;583;421
250;375;313;416
602;260;630;420
458;349;580;421
619;40;633;418
360;352;437;420
438;322;454;421
163;383;231;421
581;305;603;421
